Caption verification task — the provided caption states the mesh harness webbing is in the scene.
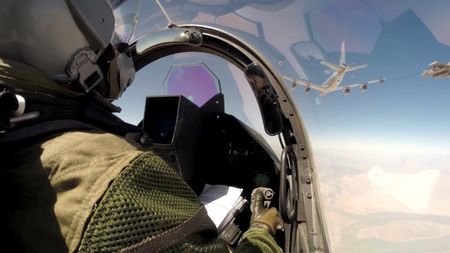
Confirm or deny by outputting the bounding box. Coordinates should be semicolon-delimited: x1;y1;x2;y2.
122;206;209;253
77;152;228;253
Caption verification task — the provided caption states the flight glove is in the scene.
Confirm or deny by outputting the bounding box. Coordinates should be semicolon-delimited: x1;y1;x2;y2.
249;187;281;235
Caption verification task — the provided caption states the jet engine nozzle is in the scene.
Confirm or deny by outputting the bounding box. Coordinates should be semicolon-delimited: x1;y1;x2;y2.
359;83;368;92
304;86;311;94
342;87;350;95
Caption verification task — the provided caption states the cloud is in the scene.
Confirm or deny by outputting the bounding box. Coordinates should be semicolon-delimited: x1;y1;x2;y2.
368;165;440;211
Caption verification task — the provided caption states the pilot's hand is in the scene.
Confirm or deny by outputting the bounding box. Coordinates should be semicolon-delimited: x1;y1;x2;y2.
249;187;281;235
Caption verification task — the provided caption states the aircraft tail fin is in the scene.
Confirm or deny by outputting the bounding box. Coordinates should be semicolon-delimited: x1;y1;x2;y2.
323;40;368;72
340;40;346;66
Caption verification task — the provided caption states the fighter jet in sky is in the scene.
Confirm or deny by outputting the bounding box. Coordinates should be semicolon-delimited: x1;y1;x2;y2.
422;61;450;78
284;41;384;96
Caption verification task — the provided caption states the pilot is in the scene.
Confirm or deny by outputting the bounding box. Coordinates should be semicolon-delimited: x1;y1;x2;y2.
0;1;283;252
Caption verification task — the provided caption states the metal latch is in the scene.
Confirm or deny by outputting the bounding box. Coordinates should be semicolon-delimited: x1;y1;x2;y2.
67;48;104;93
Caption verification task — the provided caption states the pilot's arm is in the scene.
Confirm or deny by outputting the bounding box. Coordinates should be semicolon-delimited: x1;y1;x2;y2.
234;187;284;253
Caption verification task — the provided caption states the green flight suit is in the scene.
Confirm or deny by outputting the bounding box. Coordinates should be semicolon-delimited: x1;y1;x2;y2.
0;58;283;253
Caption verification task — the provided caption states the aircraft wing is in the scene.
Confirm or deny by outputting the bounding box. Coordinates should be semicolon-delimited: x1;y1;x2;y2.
428;61;445;67
283;76;326;92
336;79;385;90
346;64;368;72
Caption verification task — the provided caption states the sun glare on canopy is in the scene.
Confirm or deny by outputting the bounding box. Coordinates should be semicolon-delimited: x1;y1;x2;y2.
164;63;220;107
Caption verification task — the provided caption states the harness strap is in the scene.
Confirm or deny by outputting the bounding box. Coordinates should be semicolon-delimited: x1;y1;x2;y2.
0;86;143;142
121;206;211;253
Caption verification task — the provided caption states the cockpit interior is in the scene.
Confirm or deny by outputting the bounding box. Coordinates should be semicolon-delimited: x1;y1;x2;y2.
138;92;281;246
117;51;285;248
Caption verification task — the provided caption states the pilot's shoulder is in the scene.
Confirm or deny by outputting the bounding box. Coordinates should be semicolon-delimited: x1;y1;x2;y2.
41;131;142;175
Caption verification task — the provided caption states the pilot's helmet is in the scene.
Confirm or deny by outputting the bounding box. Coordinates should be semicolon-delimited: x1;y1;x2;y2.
0;0;135;100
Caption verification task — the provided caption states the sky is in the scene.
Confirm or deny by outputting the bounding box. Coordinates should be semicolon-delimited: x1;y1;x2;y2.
114;0;450;251
286;1;450;251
